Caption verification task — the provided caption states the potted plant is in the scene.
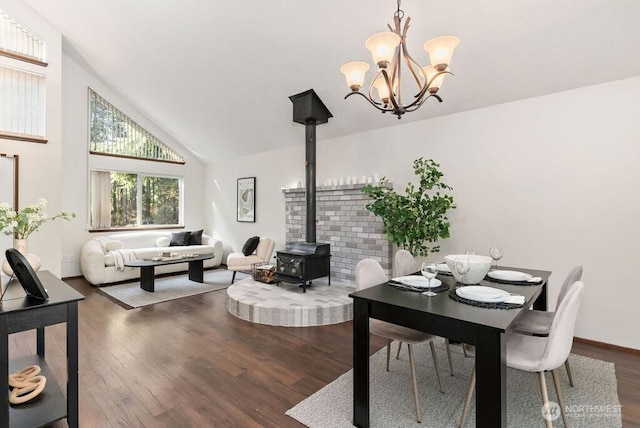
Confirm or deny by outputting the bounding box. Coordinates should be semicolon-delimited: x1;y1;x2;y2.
0;198;75;253
362;158;455;257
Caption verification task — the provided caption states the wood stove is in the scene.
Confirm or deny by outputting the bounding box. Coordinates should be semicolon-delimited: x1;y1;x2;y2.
276;89;332;292
276;242;331;292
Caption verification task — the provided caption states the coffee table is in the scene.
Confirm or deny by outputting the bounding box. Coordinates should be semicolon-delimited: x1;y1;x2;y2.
124;254;214;292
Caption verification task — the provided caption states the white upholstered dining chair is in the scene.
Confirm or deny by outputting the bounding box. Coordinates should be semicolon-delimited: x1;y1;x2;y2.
459;281;585;428
356;258;446;423
513;265;583;386
394;249;455;376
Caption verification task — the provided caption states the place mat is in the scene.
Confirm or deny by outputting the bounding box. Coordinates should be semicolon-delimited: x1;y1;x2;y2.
448;287;524;309
484;276;542;286
388;281;450;294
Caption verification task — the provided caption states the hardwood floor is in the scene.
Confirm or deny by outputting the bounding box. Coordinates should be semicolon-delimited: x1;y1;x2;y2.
8;276;639;427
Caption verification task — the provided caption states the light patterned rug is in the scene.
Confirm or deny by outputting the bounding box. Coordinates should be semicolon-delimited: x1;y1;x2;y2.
97;268;231;309
286;341;622;427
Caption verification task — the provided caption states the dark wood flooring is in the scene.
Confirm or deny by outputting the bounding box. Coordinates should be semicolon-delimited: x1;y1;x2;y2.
8;275;639;427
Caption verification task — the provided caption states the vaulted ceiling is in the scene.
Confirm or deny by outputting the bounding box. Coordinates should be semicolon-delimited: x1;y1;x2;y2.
23;0;640;163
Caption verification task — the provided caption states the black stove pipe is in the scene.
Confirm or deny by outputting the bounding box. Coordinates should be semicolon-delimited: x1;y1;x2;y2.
289;89;332;244
305;119;317;243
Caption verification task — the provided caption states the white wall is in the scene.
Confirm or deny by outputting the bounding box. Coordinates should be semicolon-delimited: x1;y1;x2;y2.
60;55;208;277
0;0;63;276
207;76;640;350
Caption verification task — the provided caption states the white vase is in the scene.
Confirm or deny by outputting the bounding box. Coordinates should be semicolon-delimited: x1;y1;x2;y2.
2;238;41;275
13;238;29;255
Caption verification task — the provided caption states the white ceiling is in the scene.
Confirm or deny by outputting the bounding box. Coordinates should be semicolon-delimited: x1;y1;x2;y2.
23;0;640;163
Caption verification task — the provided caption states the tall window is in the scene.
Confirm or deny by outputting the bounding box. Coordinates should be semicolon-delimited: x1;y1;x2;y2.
90;170;182;229
0;9;47;143
89;89;185;164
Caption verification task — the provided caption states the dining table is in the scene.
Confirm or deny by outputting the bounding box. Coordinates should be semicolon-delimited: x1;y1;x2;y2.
349;265;551;428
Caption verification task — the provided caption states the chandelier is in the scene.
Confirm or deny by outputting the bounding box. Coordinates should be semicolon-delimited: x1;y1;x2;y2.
340;0;460;119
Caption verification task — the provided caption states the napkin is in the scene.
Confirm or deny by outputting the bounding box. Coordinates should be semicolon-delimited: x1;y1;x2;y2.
505;294;525;305
527;277;542;283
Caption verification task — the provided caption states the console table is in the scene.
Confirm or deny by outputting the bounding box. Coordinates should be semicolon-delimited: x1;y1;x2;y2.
0;271;84;427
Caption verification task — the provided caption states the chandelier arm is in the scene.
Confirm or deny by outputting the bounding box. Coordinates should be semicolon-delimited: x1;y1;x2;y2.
398;17;422;90
380;69;402;113
404;93;443;113
344;91;395;113
412;70;455;102
367;69;385;106
401;44;424;91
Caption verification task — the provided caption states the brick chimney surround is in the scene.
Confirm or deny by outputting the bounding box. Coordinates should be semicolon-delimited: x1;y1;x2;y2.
283;183;392;281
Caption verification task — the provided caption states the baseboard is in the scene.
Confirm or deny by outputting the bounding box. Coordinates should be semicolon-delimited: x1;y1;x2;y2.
574;336;640;355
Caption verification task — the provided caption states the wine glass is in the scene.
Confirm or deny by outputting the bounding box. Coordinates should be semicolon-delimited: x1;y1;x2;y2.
421;262;438;296
454;258;471;285
489;247;503;270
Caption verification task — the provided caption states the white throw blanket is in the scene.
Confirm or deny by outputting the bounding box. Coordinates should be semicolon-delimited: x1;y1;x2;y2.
111;249;139;271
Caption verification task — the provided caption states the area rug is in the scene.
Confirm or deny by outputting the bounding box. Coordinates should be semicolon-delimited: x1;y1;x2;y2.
97;268;232;309
286;341;622;427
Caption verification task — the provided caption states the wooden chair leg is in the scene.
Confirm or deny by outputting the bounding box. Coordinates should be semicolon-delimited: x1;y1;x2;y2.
445;338;454;376
538;372;553;428
552;369;569;427
460;364;475;428
231;271;236;284
386;339;392;371
407;344;421;423
429;341;444;393
396;341;403;360
565;358;574;387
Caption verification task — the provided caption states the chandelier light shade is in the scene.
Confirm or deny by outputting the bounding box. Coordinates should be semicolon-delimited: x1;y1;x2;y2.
340;61;371;91
424;35;460;71
340;0;460;119
365;32;401;68
421;65;446;94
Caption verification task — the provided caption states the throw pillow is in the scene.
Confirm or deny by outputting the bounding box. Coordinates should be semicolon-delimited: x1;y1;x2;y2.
242;236;260;256
156;237;170;247
104;240;123;252
187;229;203;245
169;231;191;246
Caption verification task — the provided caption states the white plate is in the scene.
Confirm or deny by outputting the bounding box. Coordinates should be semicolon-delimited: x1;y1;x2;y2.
456;286;510;303
436;263;451;273
392;276;442;288
487;270;532;281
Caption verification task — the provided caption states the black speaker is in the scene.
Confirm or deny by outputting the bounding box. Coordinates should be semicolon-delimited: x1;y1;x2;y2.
5;248;49;301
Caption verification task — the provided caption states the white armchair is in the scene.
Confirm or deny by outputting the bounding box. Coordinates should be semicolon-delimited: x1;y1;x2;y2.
227;237;275;284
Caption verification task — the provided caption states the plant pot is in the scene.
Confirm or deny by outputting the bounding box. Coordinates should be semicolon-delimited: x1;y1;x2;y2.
2;238;41;275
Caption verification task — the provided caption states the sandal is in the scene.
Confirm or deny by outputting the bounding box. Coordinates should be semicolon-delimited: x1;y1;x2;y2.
9;375;47;404
8;365;41;388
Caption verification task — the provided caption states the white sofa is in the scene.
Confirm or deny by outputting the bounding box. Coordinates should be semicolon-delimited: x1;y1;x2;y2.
80;231;222;286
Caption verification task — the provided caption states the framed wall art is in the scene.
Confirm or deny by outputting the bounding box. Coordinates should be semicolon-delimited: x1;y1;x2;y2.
237;177;256;222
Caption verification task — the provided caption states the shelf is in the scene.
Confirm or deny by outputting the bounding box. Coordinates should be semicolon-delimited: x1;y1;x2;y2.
8;354;67;428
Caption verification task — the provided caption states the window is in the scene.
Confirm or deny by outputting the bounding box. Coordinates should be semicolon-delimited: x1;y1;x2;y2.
89;89;185;164
90;170;182;230
0;9;47;65
0;65;45;140
0;9;47;143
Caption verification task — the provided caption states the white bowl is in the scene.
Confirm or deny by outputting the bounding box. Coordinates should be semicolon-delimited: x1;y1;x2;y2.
444;254;492;285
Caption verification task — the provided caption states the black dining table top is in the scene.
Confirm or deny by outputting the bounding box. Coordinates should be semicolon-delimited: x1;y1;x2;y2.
349;265;552;333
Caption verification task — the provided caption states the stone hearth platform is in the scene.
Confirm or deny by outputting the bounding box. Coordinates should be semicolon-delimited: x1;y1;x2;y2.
226;276;354;327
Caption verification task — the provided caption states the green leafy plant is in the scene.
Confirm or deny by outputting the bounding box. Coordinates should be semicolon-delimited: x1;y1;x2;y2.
362;158;455;257
0;198;76;239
